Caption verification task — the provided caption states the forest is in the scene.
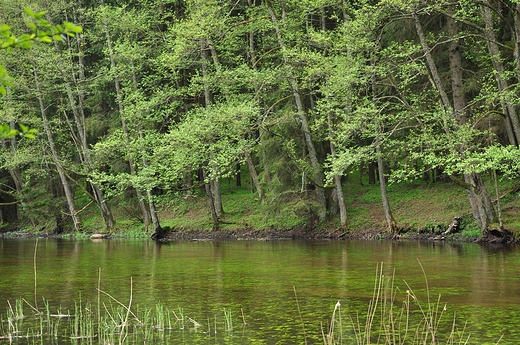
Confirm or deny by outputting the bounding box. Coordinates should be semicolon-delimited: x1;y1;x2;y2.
1;0;520;239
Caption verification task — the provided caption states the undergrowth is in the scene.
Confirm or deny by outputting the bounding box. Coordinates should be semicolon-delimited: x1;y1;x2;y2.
13;170;520;238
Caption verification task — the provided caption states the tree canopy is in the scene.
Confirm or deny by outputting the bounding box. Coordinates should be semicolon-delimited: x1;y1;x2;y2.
1;0;520;236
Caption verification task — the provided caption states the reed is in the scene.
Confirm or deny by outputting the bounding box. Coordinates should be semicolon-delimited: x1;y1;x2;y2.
323;262;503;345
223;308;233;332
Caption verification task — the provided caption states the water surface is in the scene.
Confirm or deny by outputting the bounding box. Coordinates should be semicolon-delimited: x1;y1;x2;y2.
0;238;517;344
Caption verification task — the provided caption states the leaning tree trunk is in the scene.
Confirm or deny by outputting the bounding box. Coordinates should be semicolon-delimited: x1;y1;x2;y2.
370;34;397;234
101;3;151;231
267;2;327;221
245;151;264;200
41;0;115;232
481;2;520;146
33;60;81;232
414;9;496;232
53;34;115;231
447;10;496;232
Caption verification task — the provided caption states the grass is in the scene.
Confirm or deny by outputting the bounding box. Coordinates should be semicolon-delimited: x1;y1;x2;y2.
21;168;518;239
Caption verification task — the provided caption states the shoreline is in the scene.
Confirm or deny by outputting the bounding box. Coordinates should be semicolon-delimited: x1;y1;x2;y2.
0;226;515;244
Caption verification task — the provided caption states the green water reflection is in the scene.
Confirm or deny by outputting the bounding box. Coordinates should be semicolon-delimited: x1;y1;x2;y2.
0;239;517;344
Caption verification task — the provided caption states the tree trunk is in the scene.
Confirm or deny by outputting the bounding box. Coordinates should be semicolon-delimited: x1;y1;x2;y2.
328;113;348;229
203;169;219;230
376;137;397;233
514;3;520;93
200;41;224;219
211;177;224;218
245;151;263;200
267;2;327;221
130;59;162;236
101;2;151;231
464;173;495;231
39;0;116;230
447;10;496;232
481;2;520;146
245;2;266;201
55;37;115;231
412;12;452;111
32;60;81;232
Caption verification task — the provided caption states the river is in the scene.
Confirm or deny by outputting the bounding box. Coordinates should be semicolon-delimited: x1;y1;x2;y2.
0;238;517;344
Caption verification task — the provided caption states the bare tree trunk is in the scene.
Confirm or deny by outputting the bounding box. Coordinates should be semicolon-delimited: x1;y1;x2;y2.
447;10;496;232
33;60;81;232
267;2;327;221
328;113;348;229
481;3;520;146
245;1;265;201
54;37;115;230
202;169;219;230
38;0;115;230
415;7;496;232
369;31;397;233
131;59;163;236
376;134;397;233
101;2;151;231
514;3;520;89
211;178;224;218
201;41;224;219
413;12;452;111
245;151;263;200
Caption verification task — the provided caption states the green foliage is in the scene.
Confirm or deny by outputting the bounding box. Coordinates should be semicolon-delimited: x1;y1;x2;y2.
2;0;520;235
0;7;82;94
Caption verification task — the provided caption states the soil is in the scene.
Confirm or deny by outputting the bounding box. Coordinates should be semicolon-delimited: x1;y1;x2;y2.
156;225;514;244
0;222;515;244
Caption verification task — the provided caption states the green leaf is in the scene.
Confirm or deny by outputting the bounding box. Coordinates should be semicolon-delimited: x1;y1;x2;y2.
71;25;83;33
64;22;82;33
0;86;6;95
37;36;52;43
52;24;64;34
1;24;11;38
34;10;47;19
2;39;14;48
23;8;35;18
19;123;28;132
53;34;63;41
27;22;37;31
37;19;51;27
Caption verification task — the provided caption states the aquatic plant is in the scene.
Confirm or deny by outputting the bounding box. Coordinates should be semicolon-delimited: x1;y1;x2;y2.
323;262;504;345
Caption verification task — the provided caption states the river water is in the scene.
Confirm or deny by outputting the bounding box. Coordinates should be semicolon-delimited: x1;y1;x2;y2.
0;238;517;344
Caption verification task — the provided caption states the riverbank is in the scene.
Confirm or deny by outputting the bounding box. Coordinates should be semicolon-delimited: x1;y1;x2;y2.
1;177;519;243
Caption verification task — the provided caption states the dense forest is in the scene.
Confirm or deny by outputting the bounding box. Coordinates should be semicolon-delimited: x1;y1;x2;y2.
1;0;520;238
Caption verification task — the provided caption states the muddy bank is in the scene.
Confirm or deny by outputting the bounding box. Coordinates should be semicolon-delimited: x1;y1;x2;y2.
156;226;512;244
0;225;515;244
